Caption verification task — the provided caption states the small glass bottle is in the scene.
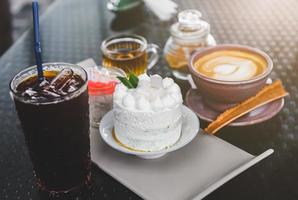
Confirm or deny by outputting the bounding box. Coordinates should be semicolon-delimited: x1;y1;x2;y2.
88;66;126;127
164;9;216;80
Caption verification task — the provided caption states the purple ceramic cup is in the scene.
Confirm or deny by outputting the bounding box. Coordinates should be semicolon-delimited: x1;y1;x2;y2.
188;44;273;112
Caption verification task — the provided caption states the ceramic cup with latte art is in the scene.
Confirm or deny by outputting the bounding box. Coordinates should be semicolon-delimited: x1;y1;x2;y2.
189;44;273;112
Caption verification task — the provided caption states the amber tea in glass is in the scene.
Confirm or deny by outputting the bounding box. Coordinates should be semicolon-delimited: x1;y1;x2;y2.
101;34;159;75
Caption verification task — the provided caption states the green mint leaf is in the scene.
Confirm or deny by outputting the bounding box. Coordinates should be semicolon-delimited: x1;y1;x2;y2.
129;73;139;88
117;76;133;89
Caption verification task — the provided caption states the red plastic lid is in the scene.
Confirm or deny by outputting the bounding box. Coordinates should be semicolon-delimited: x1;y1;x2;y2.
88;80;118;95
86;66;125;95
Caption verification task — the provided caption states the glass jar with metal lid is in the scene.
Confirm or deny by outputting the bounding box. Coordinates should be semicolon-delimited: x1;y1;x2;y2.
164;9;216;80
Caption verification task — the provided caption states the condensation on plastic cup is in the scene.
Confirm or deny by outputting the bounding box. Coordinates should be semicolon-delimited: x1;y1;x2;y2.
88;66;126;128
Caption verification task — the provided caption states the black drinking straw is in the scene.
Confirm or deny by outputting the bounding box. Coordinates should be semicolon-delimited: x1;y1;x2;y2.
32;0;44;82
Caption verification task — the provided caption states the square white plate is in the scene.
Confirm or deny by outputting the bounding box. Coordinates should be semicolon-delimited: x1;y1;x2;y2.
90;128;273;200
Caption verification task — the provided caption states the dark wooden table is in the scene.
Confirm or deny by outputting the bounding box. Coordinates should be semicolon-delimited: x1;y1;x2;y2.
1;0;298;199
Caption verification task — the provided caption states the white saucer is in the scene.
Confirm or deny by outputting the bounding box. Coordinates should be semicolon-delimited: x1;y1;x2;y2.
99;105;200;159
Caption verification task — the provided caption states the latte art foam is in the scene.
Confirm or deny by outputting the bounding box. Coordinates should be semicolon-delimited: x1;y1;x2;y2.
195;50;267;81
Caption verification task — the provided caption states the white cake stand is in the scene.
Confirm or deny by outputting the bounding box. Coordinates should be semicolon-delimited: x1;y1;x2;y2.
99;105;200;159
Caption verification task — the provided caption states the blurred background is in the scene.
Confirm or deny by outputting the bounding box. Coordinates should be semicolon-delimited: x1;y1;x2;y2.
0;0;54;56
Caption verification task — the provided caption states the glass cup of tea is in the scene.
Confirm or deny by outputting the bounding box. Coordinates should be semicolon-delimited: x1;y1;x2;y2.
10;63;91;195
101;34;160;75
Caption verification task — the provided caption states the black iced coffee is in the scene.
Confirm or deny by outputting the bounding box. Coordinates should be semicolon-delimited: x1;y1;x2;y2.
10;63;90;193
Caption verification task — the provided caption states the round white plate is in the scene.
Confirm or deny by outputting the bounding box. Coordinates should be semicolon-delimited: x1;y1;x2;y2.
99;105;200;159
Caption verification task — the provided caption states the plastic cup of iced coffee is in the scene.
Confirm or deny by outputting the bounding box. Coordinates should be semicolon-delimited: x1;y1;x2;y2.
9;63;91;195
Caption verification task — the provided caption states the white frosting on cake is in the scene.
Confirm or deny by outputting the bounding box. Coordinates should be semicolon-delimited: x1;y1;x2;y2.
113;74;183;151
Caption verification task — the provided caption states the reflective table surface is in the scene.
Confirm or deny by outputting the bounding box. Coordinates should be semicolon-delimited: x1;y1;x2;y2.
1;0;298;199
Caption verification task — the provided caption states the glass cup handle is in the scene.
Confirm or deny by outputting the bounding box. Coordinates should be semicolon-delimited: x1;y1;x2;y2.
147;43;160;70
9;92;14;102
